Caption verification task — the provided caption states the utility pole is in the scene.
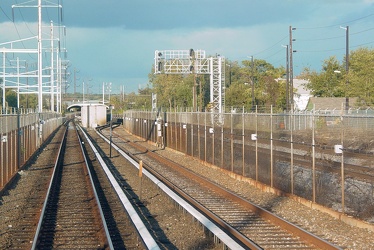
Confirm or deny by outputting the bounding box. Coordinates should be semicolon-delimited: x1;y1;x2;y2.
289;26;296;108
341;26;349;111
50;21;54;112
37;0;43;112
251;56;255;110
282;45;289;111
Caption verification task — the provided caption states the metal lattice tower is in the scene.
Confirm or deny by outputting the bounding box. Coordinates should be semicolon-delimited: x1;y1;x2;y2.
210;56;225;115
1;1;64;113
154;49;225;123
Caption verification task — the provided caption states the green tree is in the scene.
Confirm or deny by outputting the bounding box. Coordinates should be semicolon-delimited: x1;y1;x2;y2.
150;73;193;110
123;88;153;110
225;58;286;110
301;48;374;107
149;58;289;111
302;56;344;97
20;94;37;109
6;89;17;108
348;48;374;106
225;82;252;108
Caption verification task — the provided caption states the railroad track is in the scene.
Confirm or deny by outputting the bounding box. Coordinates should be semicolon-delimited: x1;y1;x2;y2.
0;123;66;249
1;120;154;249
32;121;110;249
98;127;342;250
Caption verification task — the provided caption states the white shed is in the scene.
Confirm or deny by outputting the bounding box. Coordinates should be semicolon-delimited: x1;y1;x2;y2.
81;104;107;128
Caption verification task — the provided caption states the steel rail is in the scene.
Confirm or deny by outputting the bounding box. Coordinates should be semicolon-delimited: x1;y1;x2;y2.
31;121;69;249
31;121;113;249
95;128;257;250
133;141;342;250
99;127;342;250
80;125;161;250
76;124;114;249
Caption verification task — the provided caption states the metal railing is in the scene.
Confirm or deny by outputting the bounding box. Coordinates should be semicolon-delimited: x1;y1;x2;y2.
0;110;64;190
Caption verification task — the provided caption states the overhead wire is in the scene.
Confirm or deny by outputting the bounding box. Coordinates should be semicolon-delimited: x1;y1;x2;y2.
2;0;65;70
0;5;12;21
296;13;374;30
248;11;374;60
295;11;374;51
14;0;36;36
252;34;288;57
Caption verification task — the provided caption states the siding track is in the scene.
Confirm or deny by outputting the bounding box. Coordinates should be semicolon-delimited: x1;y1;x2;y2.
98;127;342;250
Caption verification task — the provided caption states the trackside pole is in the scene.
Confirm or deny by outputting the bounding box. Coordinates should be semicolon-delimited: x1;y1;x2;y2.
139;160;143;200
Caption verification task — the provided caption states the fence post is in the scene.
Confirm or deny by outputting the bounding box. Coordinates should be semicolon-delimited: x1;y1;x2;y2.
312;105;316;203
340;103;345;214
221;115;224;169
198;111;201;160
185;111;187;154
242;109;245;176
290;105;294;194
204;111;207;163
255;106;258;182
270;105;273;188
212;114;215;166
231;111;233;172
175;109;177;151
17;108;21;169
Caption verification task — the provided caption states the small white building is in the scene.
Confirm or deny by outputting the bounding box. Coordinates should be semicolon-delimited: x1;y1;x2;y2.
67;103;108;128
293;78;312;111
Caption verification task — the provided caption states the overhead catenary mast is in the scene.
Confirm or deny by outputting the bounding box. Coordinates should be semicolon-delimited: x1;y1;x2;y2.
9;0;63;113
37;0;42;112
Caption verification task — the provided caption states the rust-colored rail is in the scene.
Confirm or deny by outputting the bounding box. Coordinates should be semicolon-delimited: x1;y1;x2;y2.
102;128;342;250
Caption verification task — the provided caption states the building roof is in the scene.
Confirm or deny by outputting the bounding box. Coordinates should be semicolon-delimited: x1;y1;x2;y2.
293;78;310;95
306;97;358;111
67;103;108;111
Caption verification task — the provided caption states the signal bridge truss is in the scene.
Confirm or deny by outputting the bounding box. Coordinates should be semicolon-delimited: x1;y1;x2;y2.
154;49;225;124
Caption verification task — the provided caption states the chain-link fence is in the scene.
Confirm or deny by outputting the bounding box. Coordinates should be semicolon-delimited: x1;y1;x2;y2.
0;109;64;190
124;108;374;221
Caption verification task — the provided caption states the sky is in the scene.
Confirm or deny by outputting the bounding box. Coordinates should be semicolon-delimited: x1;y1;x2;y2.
1;0;374;94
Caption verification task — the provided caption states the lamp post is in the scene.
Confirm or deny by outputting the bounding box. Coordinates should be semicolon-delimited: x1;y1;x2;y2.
340;26;349;111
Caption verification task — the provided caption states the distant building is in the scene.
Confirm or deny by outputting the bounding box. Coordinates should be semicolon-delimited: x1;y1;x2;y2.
287;78;360;112
306;97;358;112
293;78;312;111
67;103;108;128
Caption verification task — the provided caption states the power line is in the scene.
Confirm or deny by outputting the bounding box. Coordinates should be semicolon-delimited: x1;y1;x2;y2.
292;40;374;53
297;47;346;53
262;47;285;61
0;6;12;21
297;13;374;30
296;26;374;42
14;0;36;36
252;35;288;56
